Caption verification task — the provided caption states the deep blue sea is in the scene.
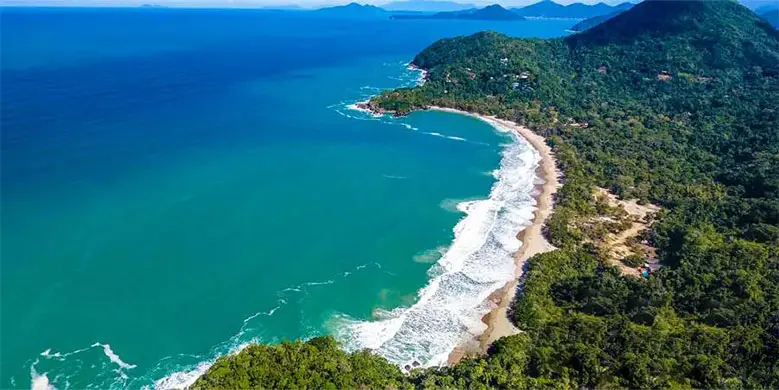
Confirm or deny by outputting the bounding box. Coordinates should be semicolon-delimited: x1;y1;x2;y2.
0;8;575;389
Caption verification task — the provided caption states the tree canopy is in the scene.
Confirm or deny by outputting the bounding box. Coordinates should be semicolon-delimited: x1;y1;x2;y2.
194;1;779;388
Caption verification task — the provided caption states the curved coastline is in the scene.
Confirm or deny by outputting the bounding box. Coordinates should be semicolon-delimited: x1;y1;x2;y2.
152;70;560;388
425;107;561;364
339;106;542;368
351;98;560;366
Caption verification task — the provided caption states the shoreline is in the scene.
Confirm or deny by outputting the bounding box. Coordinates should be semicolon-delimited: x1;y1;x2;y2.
426;107;560;365
407;63;428;86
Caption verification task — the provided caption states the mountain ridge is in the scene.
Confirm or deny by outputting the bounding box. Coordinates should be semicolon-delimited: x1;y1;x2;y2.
381;0;475;12
569;9;626;31
195;1;779;388
393;4;524;20
569;0;779;47
512;0;633;19
314;2;387;16
761;9;779;28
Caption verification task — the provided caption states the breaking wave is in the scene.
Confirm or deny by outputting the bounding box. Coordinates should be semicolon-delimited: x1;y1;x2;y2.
335;120;540;368
20;61;540;389
412;246;448;264
30;343;138;389
148;264;377;389
24;262;382;390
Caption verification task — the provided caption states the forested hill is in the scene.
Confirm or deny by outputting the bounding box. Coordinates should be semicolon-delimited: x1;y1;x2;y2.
194;1;779;388
569;9;624;32
392;4;524;20
762;9;779;28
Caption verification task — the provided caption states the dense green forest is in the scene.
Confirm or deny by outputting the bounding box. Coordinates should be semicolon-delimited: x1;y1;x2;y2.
570;9;626;32
194;1;779;388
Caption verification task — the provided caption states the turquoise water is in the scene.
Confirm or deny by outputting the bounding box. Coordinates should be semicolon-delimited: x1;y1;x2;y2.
1;8;575;388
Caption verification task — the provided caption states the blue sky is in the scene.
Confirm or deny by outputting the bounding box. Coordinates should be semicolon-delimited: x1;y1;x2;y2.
0;0;630;8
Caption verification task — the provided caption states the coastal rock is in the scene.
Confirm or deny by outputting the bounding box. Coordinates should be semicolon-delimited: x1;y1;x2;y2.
356;101;385;115
356;101;412;117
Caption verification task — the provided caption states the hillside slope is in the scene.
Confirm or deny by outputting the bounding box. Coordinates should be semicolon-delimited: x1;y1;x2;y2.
762;9;779;28
513;0;632;19
314;2;388;17
382;0;475;12
570;8;628;32
195;1;779;388
393;4;524;20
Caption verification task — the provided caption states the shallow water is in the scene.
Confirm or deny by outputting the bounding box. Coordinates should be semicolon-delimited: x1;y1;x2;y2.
1;8;575;388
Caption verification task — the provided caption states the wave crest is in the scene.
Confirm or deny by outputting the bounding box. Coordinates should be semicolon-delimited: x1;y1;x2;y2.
336;123;540;368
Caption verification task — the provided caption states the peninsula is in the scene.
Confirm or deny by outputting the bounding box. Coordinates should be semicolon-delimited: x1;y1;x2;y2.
193;1;779;388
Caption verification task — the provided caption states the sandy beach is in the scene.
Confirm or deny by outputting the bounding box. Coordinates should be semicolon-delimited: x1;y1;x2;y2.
428;107;560;365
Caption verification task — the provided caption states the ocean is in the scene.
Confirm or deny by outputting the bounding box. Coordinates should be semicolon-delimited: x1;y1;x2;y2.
0;8;575;389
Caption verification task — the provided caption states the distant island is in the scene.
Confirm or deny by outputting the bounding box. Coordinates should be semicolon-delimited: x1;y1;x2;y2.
743;1;779;28
570;0;779;32
308;1;635;22
193;0;779;388
314;2;388;17
570;8;629;31
754;2;779;15
760;9;779;28
381;0;475;12
392;4;524;21
261;4;304;11
512;0;633;19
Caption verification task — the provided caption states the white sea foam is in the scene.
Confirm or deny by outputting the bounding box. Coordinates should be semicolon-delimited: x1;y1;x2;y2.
243;301;284;323
31;342;136;389
439;197;481;213
345;101;384;119
30;271;352;389
382;174;408;180
40;345;91;360
152;343;251;390
420;132;470;143
91;343;137;370
303;280;335;287
151;264;376;389
34;61;530;389
346;102;369;113
412;246;448;264
153;361;211;390
337;122;541;368
406;62;427;86
330;60;424;123
31;360;54;390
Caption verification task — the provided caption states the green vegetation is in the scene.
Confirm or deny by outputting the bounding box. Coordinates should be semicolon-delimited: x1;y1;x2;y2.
191;337;409;389
512;0;632;19
194;1;779;388
570;9;626;32
621;254;644;268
